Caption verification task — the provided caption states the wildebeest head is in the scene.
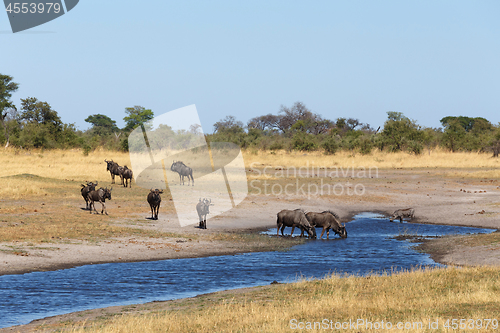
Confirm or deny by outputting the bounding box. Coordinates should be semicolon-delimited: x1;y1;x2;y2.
197;198;212;215
104;159;115;172
338;224;347;238
148;188;163;201
102;187;112;200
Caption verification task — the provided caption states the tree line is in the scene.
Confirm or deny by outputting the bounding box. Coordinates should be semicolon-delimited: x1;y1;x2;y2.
208;102;500;156
1;74;500;156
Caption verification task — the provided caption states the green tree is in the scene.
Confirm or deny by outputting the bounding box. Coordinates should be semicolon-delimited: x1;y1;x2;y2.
20;97;62;129
0;74;19;147
379;112;423;154
123;106;154;131
85;114;119;136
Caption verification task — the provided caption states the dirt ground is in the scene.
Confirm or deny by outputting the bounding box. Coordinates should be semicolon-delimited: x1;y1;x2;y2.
1;168;499;332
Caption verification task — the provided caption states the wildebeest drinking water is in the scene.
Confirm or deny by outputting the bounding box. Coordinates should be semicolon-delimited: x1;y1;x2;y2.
87;187;112;215
147;189;163;220
305;211;347;239
170;161;194;186
80;181;97;210
389;208;415;223
104;160;123;185
276;209;316;238
196;198;212;229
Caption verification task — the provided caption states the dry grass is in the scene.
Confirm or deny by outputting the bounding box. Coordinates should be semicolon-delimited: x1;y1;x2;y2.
63;266;500;333
243;148;500;170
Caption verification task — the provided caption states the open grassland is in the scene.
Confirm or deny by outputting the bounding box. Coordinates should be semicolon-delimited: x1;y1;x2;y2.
1;147;499;199
244;148;500;172
44;266;500;333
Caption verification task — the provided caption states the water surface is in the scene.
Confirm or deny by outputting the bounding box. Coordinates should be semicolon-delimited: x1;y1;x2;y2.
0;214;493;328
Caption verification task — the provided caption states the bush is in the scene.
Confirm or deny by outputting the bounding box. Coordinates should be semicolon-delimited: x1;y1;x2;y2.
321;136;339;154
291;132;317;151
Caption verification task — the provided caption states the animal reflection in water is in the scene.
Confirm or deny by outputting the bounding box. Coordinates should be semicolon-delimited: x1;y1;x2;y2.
196;198;213;229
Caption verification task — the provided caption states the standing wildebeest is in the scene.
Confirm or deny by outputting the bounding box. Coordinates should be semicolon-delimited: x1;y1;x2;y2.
305;211;347;239
80;181;97;210
276;209;316;238
170;161;194;186
196;198;212;229
389;208;415;223
147;189;163;220
87;187;112;215
120;166;133;188
104;159;123;185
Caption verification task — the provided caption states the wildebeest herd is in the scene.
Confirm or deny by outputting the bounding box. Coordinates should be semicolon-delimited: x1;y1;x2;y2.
81;159;414;235
276;209;347;239
80;160;198;222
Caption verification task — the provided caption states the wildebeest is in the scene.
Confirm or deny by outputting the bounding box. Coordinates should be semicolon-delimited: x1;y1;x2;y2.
305;211;347;239
120;166;133;188
389;208;415;223
80;181;97;210
196;198;212;229
276;209;316;238
170;161;194;186
147;189;163;220
87;187;112;215
104;159;123;185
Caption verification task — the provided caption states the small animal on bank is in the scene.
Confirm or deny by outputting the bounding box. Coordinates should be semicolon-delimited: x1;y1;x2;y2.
389;208;415;223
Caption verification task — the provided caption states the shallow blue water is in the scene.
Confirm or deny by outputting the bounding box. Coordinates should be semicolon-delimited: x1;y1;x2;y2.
0;214;494;328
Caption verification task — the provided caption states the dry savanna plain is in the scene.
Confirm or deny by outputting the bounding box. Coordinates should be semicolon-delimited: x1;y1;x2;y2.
0;147;499;332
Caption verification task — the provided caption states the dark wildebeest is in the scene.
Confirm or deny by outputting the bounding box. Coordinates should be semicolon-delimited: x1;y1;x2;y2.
196;198;212;229
120;166;133;188
80;181;97;210
87;187;112;215
104;160;123;185
276;209;316;238
305;211;347;239
170;161;194;186
389;208;415;223
147;189;163;220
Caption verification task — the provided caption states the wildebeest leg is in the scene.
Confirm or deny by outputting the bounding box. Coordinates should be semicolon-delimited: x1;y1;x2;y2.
290;226;296;236
90;201;98;214
101;201;107;215
280;225;286;236
399;217;403;223
326;228;330;239
320;228;326;239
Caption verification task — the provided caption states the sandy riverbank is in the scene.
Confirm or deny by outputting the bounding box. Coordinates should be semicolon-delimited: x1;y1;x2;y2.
1;169;499;276
1;168;500;332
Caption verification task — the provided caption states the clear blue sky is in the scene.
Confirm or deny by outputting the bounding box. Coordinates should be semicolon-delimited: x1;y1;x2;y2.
2;1;500;133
